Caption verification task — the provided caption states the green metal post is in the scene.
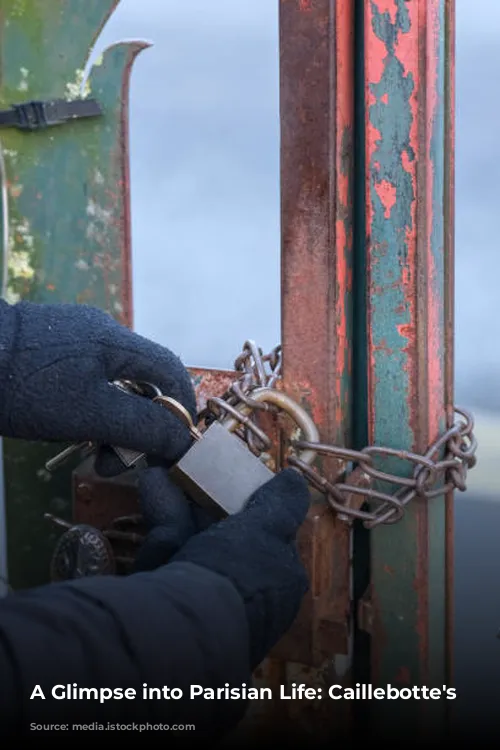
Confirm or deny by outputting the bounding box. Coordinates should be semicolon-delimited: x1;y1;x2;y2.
0;0;146;588
362;0;455;737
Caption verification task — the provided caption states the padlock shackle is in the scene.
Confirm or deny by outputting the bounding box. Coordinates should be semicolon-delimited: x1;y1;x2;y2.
221;387;319;467
153;395;203;440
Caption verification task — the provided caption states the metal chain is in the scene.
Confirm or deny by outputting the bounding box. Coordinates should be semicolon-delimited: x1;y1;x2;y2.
201;341;477;529
43;340;478;530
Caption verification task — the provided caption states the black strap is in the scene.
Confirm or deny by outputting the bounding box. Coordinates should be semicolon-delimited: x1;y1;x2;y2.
0;98;102;131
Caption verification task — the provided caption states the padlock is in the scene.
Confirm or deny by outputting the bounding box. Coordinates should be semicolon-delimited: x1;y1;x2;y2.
155;387;319;518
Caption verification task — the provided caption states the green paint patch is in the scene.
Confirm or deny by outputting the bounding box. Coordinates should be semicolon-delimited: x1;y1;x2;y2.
368;2;416;463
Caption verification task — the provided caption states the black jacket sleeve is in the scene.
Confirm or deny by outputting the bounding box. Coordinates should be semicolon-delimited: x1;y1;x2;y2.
0;562;251;737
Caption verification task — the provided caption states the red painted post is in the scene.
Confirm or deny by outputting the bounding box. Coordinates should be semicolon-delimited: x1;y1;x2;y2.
277;0;356;736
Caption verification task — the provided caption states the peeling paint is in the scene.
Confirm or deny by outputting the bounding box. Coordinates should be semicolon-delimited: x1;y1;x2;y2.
65;68;91;101
374;178;396;218
6;213;36;303
86;198;112;222
2;148;18;163
17;67;29;91
365;0;454;725
367;0;417;451
11;0;28;18
8;248;34;279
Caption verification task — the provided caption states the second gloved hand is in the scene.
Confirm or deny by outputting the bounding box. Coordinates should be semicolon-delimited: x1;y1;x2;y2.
134;467;216;571
140;467;311;669
0;300;195;464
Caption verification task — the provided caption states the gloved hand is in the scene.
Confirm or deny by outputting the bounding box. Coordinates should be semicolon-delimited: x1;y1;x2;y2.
138;465;310;669
134;467;216;571
0;300;195;464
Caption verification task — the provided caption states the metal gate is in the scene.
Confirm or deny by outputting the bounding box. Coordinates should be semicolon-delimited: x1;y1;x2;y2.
0;0;473;740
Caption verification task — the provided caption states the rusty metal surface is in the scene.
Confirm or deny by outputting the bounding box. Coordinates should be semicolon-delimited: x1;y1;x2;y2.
272;505;347;665
279;0;355;658
363;0;455;736
0;0;146;589
73;458;139;529
264;0;356;735
189;367;236;412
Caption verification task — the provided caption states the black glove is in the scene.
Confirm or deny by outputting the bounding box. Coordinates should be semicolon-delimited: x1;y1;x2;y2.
134;467;216;571
139;466;310;669
0;300;195;464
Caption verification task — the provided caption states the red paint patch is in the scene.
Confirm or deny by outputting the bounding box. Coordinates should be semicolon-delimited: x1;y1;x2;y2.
46;284;55;291
374;179;397;218
424;0;445;443
299;0;312;10
381;92;388;104
366;22;389;82
401;149;412;173
396;323;416;362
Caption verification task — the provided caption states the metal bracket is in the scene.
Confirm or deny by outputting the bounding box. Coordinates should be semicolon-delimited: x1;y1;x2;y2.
0;98;102;131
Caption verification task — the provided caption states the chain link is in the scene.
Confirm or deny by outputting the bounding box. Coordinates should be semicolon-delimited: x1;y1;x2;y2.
202;341;477;529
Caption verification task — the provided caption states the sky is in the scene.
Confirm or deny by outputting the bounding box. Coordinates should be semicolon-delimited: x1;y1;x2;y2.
93;0;281;371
